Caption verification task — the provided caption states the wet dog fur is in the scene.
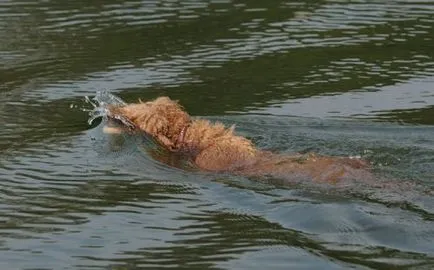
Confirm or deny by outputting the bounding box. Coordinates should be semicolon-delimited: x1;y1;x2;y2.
104;96;370;183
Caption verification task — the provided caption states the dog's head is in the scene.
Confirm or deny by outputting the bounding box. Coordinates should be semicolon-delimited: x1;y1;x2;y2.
108;96;191;150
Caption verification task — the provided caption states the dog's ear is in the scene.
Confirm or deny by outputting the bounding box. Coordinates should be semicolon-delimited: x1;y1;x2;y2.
144;116;177;150
156;134;176;151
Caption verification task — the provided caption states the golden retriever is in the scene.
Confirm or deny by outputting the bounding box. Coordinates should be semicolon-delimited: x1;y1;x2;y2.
104;96;370;183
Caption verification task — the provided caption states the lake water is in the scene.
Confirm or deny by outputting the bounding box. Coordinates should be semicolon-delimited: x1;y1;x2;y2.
1;0;434;269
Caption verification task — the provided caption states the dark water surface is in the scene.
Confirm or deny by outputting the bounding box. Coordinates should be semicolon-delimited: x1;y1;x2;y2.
1;0;434;269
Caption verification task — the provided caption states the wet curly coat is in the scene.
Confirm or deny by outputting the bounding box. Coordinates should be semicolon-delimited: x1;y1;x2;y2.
105;96;370;183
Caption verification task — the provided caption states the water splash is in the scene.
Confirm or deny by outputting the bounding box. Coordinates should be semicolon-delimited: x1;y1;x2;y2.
84;91;127;125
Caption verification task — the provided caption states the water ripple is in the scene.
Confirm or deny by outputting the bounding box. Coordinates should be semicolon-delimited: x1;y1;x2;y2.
1;0;431;107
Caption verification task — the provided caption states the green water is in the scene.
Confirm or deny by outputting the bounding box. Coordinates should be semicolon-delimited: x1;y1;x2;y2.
1;1;434;269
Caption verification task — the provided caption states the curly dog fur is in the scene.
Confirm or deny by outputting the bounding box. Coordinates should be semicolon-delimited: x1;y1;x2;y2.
105;96;370;182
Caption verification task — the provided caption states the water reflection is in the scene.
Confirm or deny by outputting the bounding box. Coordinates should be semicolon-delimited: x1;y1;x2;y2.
250;77;434;120
2;0;433;120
